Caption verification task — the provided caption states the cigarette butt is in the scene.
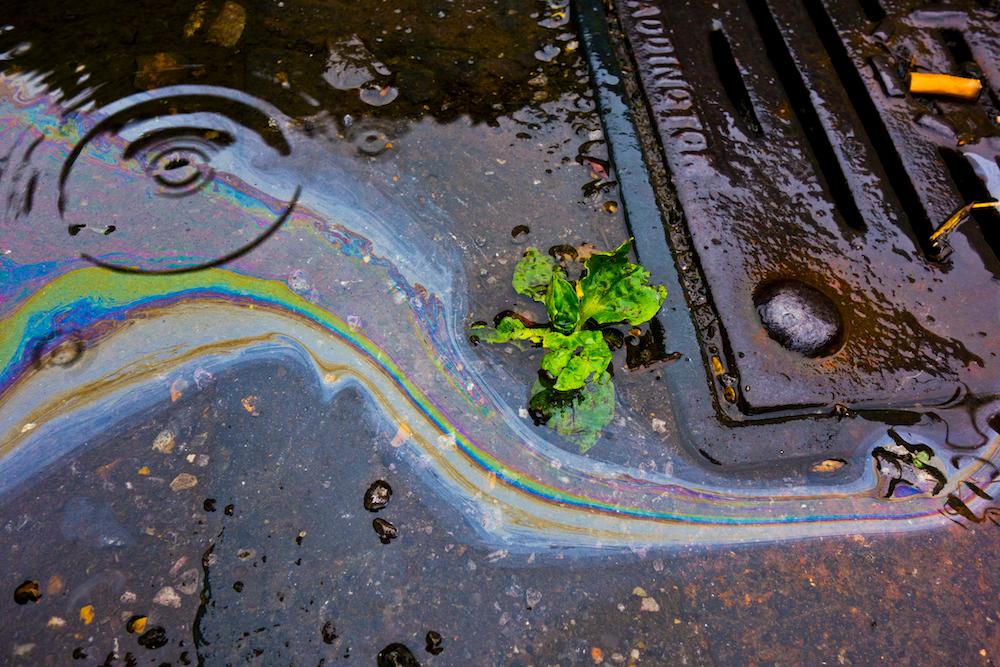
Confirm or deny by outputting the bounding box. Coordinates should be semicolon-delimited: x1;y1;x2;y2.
908;72;982;100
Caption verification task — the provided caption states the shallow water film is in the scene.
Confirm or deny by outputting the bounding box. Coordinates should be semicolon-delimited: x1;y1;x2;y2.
1;0;999;664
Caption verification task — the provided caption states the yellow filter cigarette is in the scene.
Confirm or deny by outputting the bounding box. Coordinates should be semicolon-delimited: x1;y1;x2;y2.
908;72;982;100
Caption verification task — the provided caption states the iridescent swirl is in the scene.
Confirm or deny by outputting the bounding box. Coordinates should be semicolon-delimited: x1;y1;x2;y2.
1;78;997;549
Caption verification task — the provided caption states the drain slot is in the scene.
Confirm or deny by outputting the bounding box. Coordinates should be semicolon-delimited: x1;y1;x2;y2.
709;26;763;137
941;28;1000;110
856;0;886;22
939;148;1000;260
746;0;867;232
800;0;940;251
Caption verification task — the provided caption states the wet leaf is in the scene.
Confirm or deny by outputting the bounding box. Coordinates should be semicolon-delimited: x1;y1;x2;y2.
545;272;580;333
512;247;559;302
578;241;666;326
539;330;611;391
476;317;546;346
529;371;615;452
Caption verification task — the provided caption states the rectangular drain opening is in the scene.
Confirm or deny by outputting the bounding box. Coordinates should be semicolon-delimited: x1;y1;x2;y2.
709;25;763;137
800;0;938;252
747;0;867;232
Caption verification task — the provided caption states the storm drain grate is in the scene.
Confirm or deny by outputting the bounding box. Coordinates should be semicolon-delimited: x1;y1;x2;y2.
612;0;1000;420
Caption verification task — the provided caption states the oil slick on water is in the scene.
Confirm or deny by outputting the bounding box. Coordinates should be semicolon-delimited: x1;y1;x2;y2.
1;73;999;552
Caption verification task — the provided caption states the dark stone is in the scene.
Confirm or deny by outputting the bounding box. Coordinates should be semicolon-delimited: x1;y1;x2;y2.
377;643;421;667
321;621;338;644
425;630;444;655
137;626;168;650
363;480;393;512
14;580;41;604
373;517;398;544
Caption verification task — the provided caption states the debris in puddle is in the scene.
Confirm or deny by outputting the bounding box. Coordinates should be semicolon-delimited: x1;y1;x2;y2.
377;643;420;666
137;626;168;650
46;338;84;366
364;480;393;512
373;517;398;544
126;615;148;634
79;604;95;625
134;52;184;90
46;616;66;629
169;473;198;492
525;587;542;609
152;429;175;454
811;459;847;473
425;630;444;655
241;395;260;416
535;44;561;63
176;569;200;595
908;72;982;101
169;378;187;402
204;1;246;48
928;201;1000;258
13;580;41;604
639;596;660;613
153;586;182;608
12;643;34;657
321;621;338;644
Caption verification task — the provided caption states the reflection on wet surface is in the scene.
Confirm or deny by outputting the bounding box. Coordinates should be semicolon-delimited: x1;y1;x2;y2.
0;0;998;663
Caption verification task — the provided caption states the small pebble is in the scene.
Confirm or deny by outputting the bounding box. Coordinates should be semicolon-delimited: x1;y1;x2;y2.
364;480;393;512
169;473;198;492
126;615;148;634
153;586;181;608
321;621;338;644
14;580;41;605
425;630;444;655
377;643;420;667
137;626;168;650
525;588;542;609
373;518;398;544
152;430;175;454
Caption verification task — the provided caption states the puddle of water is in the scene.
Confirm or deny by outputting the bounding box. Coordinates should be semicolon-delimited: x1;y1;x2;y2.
0;0;998;664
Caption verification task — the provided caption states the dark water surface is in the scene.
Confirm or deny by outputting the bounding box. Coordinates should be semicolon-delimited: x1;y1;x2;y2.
0;0;998;664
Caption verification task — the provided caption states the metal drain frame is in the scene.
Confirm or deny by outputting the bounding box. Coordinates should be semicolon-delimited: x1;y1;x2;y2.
577;0;1000;427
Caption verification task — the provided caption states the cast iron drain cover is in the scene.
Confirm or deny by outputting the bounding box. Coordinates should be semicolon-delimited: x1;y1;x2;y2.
613;0;1000;418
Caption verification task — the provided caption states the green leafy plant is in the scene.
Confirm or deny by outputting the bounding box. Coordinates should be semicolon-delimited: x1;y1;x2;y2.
475;241;666;451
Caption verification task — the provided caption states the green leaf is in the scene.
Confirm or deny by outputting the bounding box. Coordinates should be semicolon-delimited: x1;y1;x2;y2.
474;316;547;347
512;247;559;303
545;272;580;333
578;240;666;326
530;371;615;453
539;329;611;391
